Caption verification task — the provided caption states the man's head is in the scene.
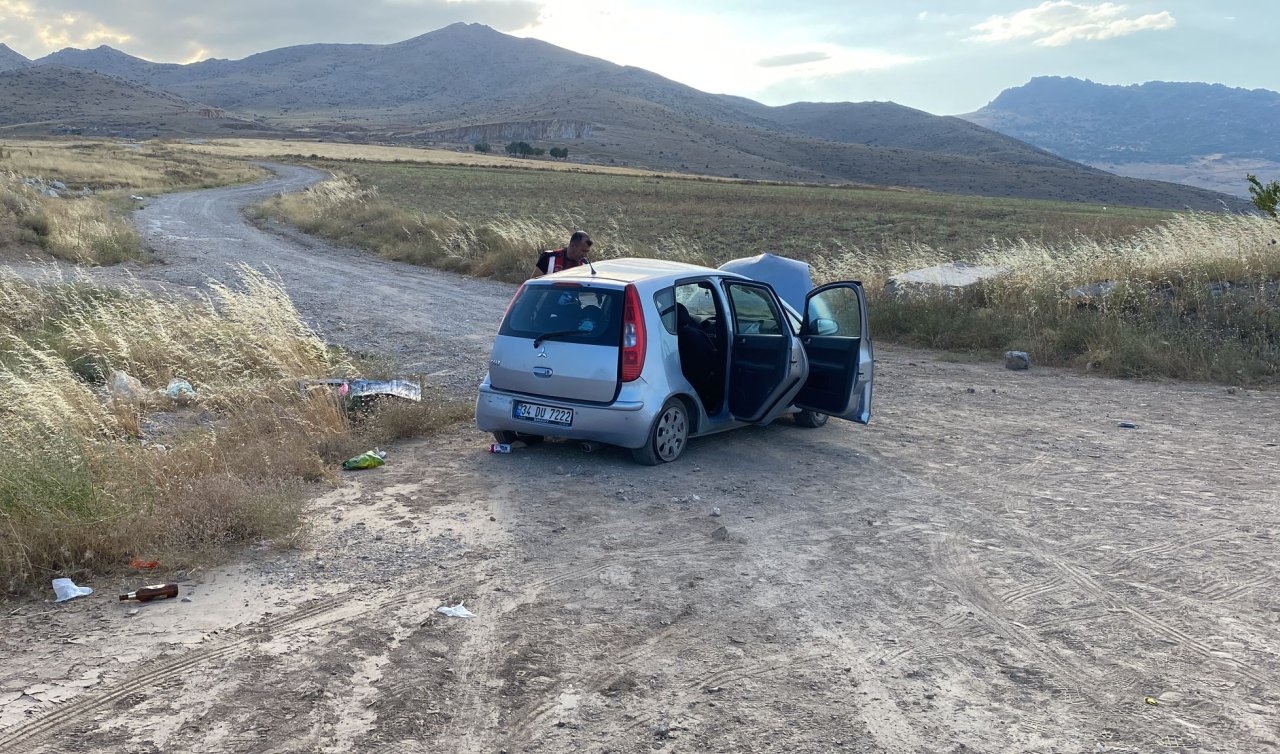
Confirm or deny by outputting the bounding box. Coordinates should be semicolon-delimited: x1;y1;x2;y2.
567;230;593;261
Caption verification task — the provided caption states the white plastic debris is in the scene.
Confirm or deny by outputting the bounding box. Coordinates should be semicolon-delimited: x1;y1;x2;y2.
436;602;476;619
52;578;93;603
108;370;144;404
164;378;196;404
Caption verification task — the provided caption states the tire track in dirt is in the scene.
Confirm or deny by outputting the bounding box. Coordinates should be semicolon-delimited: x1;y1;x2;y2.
930;533;1101;705
1028;544;1273;689
898;454;1278;694
0;579;473;754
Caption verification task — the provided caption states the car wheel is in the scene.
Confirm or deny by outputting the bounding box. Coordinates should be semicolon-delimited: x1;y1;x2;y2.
632;399;689;465
493;431;545;445
795;409;828;428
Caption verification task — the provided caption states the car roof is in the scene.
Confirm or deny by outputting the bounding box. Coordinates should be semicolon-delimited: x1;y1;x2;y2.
545;258;746;285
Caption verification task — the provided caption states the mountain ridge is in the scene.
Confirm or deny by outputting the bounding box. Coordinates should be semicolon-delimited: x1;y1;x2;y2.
4;26;1248;210
0;43;32;72
963;76;1280;196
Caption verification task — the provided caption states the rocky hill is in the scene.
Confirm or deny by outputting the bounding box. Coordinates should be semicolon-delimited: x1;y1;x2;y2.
964;76;1280;196
10;26;1248;210
0;66;276;138
0;43;31;72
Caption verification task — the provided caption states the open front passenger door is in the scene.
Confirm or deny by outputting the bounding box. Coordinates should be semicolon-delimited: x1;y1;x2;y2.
794;282;874;424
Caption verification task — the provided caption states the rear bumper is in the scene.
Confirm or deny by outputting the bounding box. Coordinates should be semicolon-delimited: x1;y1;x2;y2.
475;377;656;449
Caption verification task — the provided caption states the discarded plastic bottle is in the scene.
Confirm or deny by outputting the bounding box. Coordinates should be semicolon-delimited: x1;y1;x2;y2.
119;583;179;602
489;443;512;454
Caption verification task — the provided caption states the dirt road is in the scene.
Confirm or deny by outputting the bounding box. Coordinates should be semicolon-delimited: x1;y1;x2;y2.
1;167;1278;753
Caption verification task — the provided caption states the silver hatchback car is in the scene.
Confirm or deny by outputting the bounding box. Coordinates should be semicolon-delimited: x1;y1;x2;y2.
475;254;874;464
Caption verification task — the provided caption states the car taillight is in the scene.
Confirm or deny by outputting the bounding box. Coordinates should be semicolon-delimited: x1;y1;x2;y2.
620;283;646;382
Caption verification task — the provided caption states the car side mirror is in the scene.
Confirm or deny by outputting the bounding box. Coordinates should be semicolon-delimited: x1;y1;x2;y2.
811;318;839;336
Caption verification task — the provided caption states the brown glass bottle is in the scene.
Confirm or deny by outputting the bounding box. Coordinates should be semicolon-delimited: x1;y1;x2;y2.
119;583;179;602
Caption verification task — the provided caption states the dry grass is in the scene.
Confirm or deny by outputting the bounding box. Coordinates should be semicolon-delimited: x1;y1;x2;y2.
820;214;1280;383
253;175;571;282
261;162;1277;384
0;267;466;596
0;139;266;265
0;139;265;192
172;137;696;179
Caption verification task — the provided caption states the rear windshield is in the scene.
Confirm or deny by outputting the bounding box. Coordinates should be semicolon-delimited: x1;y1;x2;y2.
500;284;624;346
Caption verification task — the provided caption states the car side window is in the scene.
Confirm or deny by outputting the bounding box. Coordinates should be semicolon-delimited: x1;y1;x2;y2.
806;286;861;337
727;285;783;335
675;282;718;321
654;287;677;335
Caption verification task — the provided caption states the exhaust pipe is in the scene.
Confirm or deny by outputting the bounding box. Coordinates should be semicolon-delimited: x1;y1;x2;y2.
580;441;602;453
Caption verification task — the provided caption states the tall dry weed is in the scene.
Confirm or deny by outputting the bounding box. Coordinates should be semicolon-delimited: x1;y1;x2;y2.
0;268;364;594
819;214;1280;382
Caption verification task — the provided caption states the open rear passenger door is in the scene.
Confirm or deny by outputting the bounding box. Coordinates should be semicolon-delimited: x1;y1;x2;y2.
794;282;874;424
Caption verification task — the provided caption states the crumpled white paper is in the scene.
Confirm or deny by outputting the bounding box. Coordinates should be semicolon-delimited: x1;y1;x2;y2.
436;602;476;619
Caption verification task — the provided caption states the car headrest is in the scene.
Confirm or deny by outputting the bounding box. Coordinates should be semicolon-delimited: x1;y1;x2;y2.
676;302;694;328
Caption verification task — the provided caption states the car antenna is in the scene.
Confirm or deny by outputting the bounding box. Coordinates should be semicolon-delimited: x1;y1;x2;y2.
587;255;597;276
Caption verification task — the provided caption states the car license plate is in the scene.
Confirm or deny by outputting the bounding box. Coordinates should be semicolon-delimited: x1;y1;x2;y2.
513;401;574;427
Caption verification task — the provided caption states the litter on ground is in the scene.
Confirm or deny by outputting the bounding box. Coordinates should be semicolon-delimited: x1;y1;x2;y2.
343;450;387;470
437;602;477;619
52;578;93;603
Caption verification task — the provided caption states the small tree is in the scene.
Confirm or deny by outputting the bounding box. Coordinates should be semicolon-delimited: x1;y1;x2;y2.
549;147;569;159
1247;174;1279;218
474;142;490;153
531;147;545;156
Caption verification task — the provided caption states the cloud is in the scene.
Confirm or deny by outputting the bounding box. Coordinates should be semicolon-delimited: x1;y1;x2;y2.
0;0;542;60
757;51;830;68
971;2;1176;47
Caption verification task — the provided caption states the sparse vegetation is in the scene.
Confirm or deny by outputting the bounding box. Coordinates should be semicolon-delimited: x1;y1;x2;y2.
251;174;569;280
825;214;1280;383
0;267;465;595
1248;174;1279;218
258;159;1278;384
0;139;266;265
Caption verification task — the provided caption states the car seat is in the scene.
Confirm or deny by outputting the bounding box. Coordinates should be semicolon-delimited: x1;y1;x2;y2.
676;303;723;413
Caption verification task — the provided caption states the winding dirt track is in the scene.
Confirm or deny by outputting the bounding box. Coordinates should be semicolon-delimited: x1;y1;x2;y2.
1;167;1277;753
134;163;511;392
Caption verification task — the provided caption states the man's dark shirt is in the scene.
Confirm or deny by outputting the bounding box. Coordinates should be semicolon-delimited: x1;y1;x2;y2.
536;248;586;275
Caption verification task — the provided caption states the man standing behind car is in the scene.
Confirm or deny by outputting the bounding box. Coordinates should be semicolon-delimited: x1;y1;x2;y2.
535;231;592;277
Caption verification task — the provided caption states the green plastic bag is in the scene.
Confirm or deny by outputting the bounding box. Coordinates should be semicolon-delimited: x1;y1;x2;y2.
342;450;386;470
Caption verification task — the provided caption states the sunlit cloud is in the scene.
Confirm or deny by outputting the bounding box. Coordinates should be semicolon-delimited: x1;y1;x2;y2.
37;22;131;51
758;51;829;68
972;1;1175;47
0;0;35;19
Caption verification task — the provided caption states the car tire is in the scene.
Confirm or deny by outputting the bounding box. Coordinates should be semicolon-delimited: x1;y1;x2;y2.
632;399;689;465
795;409;828;428
493;431;545;446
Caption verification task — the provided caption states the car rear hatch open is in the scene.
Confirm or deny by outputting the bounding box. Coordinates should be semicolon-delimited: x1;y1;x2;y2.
489;281;625;403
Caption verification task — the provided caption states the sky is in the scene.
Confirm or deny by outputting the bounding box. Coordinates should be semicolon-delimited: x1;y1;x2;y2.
0;0;1274;114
